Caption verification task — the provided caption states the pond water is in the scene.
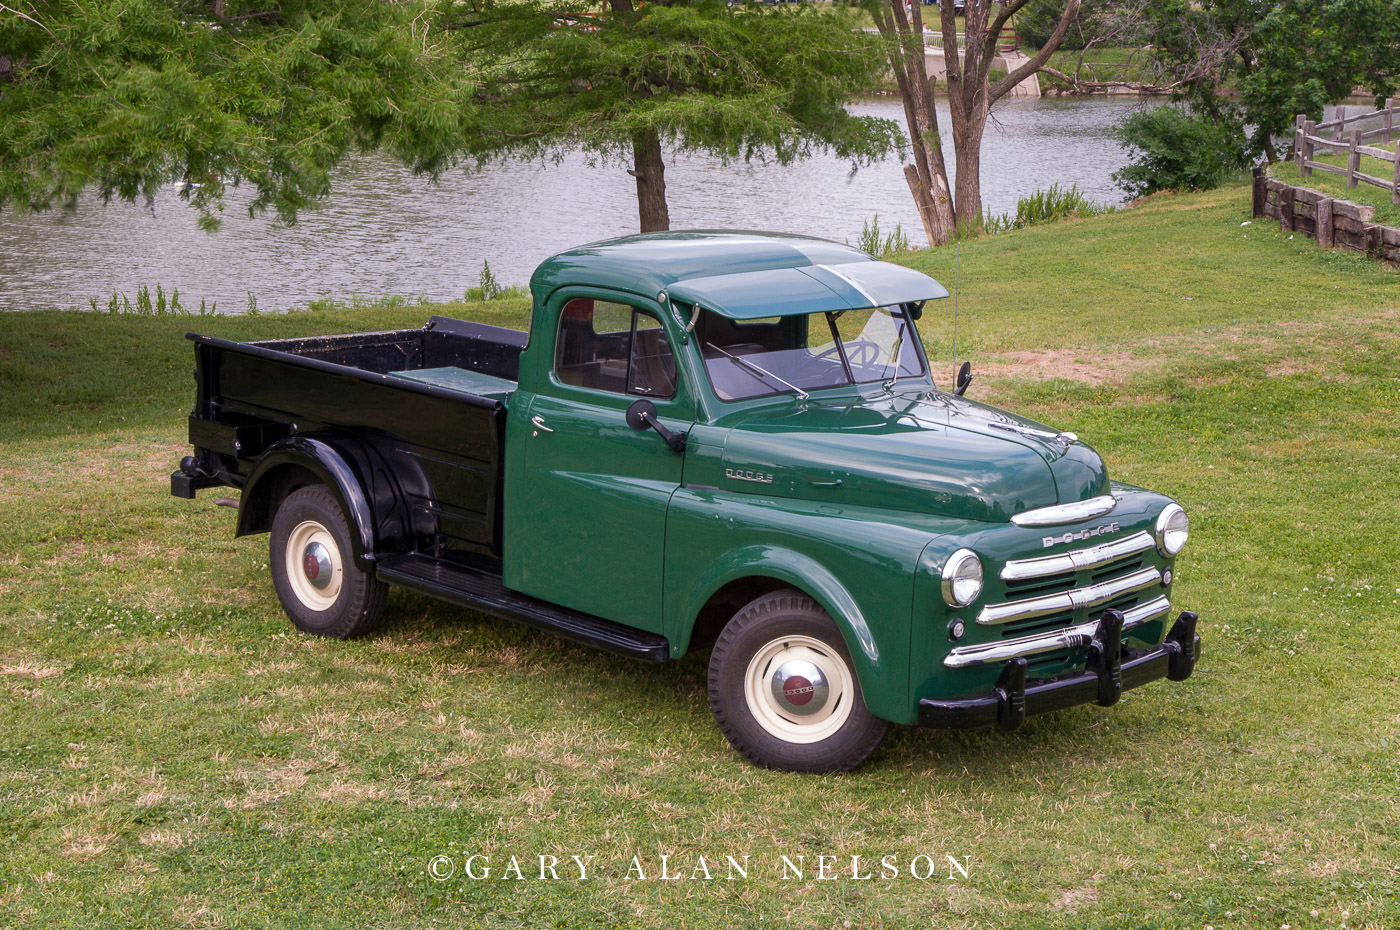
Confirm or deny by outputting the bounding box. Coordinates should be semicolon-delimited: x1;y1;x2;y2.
0;95;1157;312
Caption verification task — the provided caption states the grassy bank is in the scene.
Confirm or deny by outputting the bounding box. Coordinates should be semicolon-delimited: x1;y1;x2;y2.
2;182;1398;929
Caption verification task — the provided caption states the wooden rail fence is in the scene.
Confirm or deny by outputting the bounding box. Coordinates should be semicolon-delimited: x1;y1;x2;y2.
1252;169;1400;262
1293;100;1400;204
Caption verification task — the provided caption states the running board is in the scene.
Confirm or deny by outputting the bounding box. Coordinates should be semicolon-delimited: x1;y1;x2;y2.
375;555;671;663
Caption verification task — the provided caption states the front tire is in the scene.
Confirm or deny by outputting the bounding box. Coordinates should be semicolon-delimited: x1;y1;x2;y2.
707;590;888;773
269;485;387;639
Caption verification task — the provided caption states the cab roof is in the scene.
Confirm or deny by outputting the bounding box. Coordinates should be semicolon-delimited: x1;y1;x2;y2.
530;231;949;320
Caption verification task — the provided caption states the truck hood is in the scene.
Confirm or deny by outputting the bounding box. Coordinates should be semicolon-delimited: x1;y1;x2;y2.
712;391;1108;523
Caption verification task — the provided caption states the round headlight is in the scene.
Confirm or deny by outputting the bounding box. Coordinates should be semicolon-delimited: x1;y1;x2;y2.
1155;504;1189;557
941;549;983;608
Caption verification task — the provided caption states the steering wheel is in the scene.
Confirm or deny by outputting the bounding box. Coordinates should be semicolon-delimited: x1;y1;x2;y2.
801;340;883;383
811;340;881;369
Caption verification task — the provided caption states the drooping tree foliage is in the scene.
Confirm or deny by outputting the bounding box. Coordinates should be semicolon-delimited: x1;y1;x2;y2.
0;0;899;235
463;0;902;233
0;0;481;229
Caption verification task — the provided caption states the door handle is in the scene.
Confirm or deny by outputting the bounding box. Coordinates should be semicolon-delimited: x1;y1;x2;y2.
530;415;554;434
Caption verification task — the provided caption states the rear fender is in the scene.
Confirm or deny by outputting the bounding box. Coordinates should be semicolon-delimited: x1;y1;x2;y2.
236;435;390;568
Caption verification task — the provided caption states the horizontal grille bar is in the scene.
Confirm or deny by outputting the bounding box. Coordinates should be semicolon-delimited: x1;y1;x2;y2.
1001;531;1155;582
977;566;1162;626
945;597;1172;668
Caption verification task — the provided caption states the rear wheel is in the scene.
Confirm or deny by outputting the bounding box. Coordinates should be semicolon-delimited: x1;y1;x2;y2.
269;485;387;639
707;589;888;773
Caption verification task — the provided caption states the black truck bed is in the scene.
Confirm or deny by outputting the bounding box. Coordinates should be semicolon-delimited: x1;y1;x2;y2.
248;315;526;389
183;316;526;558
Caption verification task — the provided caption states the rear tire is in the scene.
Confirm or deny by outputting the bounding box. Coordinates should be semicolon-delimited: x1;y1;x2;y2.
707;589;888;773
269;485;387;639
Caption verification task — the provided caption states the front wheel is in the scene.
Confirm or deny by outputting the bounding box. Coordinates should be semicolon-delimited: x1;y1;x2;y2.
707;590;888;773
269;485;387;639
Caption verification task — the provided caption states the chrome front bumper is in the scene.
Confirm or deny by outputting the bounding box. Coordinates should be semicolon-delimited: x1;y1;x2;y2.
918;609;1201;732
946;596;1171;669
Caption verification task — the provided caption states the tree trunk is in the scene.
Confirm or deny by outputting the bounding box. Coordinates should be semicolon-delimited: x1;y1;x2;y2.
611;0;669;232
874;0;956;245
921;0;1082;238
1260;134;1278;164
631;129;670;233
880;0;1081;243
905;110;957;246
943;0;986;233
952;115;987;231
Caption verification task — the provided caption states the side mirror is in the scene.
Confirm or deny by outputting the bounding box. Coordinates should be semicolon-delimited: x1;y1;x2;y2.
626;399;686;454
954;361;973;396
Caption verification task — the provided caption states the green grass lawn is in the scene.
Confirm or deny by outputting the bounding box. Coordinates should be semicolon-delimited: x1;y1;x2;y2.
1271;140;1400;227
1;182;1398;929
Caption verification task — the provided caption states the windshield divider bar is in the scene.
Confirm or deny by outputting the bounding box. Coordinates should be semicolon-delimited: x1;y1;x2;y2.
823;312;856;384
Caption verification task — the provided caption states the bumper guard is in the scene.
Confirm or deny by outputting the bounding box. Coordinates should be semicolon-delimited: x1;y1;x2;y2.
918;610;1201;731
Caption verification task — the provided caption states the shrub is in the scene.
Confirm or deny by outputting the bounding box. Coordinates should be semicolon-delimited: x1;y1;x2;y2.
88;284;216;315
464;259;530;302
1112;106;1249;198
853;215;910;257
984;183;1115;234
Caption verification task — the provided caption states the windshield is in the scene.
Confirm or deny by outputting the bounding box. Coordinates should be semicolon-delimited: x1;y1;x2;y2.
697;305;925;401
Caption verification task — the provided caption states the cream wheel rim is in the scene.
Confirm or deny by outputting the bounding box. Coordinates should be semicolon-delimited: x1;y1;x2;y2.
285;519;343;610
744;634;854;744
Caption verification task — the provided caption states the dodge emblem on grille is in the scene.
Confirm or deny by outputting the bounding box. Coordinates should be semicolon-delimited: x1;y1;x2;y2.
1043;522;1121;548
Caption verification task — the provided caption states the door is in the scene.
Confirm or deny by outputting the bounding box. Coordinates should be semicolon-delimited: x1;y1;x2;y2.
513;295;691;632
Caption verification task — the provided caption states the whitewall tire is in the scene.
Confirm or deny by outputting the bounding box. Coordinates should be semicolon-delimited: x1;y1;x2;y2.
708;589;888;773
269;485;387;639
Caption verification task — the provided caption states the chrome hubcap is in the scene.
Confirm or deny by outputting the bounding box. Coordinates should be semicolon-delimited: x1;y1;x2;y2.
770;659;829;717
743;634;854;744
285;519;343;610
302;542;333;590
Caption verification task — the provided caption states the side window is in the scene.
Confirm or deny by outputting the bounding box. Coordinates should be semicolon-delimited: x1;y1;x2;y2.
629;314;677;397
554;298;678;398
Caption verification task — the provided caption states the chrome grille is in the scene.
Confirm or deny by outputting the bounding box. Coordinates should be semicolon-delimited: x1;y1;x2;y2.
999;531;1154;581
978;566;1161;626
1092;557;1143;582
1003;569;1077;599
978;530;1164;636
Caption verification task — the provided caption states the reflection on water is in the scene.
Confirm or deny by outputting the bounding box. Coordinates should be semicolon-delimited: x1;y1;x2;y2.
0;96;1156;312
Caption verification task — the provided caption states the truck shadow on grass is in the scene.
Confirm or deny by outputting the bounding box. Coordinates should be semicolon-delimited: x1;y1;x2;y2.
384;591;1190;777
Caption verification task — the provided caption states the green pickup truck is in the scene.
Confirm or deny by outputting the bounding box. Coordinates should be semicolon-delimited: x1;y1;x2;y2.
172;231;1200;773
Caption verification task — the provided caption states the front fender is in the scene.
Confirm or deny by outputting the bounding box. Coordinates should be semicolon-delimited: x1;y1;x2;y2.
236;436;379;568
676;544;881;674
663;488;949;725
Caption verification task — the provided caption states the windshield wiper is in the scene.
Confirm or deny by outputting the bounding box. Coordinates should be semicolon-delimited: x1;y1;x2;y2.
705;342;810;400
